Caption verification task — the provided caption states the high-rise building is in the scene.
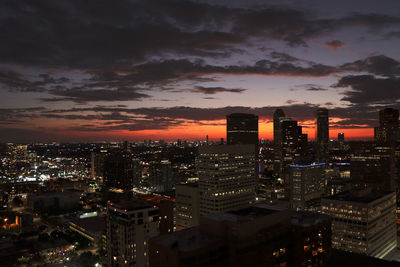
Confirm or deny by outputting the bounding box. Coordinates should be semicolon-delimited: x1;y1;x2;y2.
107;200;159;267
321;190;396;258
148;160;176;192
197;144;256;216
374;108;399;145
103;153;142;201
91;151;107;180
175;183;200;231
226;113;258;145
279;119;308;196
290;163;326;210
273;109;286;175
338;133;345;150
149;204;332;267
350;144;396;192
316;108;329;161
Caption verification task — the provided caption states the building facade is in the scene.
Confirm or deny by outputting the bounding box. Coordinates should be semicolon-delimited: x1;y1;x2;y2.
175;183;200;231
290;163;326;210
197;144;256;216
107;200;159;267
321;190;396;258
226;113;258;146
149;205;331;267
316;108;329;162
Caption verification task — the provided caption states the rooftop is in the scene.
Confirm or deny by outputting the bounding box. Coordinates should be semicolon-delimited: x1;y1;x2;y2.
204;206;279;223
108;199;154;211
150;227;219;252
291;211;331;227
323;190;394;204
70;216;106;233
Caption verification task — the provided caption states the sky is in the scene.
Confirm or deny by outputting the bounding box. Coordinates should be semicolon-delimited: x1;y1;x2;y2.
1;0;400;142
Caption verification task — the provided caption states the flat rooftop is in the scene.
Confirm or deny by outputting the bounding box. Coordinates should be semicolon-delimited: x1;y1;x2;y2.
150;227;219;252
108;199;154;211
323;190;394;204
70;216;106;233
204;206;279;222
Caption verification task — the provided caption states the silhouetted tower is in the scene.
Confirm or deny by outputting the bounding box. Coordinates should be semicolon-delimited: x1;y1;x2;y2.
338;133;344;150
316;108;329;162
226;113;258;146
273;109;285;175
375;108;399;145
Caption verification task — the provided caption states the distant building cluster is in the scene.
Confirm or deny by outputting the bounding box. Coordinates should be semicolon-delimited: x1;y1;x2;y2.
1;107;400;266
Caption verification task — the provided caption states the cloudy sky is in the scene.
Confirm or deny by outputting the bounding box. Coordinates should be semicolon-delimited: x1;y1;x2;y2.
1;0;400;142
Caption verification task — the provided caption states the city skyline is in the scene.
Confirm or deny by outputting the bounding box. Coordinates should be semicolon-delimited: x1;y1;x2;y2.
1;0;400;142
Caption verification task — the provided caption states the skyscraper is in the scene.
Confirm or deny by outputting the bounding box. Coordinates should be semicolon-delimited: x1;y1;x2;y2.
338;133;344;150
197;144;256;216
226;113;258;145
280;120;308;197
290;163;326;211
148;160;176;192
274;109;286;147
316;108;329;161
350;144;396;192
103;153;142;201
273;109;286;175
374;108;399;145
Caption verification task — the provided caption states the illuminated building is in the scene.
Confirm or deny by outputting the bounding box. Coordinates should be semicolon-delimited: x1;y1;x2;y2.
226;113;258;145
107;200;159;267
91;151;107;180
148;160;176;192
279;119;308;197
197;144;256;216
350;144;396;192
149;204;331;267
321;190;396;258
135;194;175;235
374;108;399;145
290;163;326;210
316;108;329;162
9;144;28;161
175;183;200;231
273;109;286;176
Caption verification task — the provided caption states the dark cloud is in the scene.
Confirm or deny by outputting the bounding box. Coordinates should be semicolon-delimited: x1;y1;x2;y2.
40;88;151;103
324;40;344;50
384;31;400;39
335;75;400;104
43;103;384;129
306;86;328;91
269;52;301;62
2;0;400;70
341;55;400;76
0;71;69;92
190;86;246;94
291;84;329;91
